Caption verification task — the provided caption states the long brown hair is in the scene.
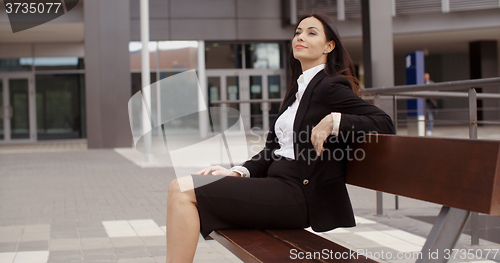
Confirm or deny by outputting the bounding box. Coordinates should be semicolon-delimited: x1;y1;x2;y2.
283;13;360;107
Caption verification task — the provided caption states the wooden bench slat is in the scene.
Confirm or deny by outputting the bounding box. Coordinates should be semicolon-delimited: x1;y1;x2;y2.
211;229;316;263
347;135;500;216
265;229;377;263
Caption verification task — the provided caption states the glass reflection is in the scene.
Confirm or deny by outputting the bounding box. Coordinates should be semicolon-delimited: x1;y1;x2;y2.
208;77;221;132
129;41;158;71
158;41;198;70
268;75;281;125
0;79;3;140
205;43;242;69
130;41;199;71
34;57;84;70
9;79;29;139
250;76;263;129
0;58;32;72
131;72;157;97
227;76;240;131
36;74;85;140
245;43;282;69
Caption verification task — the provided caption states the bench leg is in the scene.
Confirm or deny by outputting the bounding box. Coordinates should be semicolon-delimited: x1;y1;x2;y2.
416;206;470;263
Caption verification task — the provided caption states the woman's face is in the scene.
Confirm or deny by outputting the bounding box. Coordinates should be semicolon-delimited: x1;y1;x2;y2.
292;17;335;70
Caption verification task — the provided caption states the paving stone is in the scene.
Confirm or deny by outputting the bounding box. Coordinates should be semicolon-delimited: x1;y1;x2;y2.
145;246;166;252
0;225;23;243
118;257;155;263
140;236;165;247
80;238;113;250
82;248;117;261
49;238;81;251
148;250;166;257
0;252;16;263
114;246;150;259
110;237;143;248
12;250;50;263
0;242;17;253
152;256;167;263
50;230;79;239
47;250;82;263
17;240;48;251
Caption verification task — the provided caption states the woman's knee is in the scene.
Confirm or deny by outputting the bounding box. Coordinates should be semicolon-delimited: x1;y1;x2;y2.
168;178;181;194
168;178;196;204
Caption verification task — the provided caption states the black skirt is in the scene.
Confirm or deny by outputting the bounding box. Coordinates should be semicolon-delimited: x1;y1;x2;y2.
192;158;310;238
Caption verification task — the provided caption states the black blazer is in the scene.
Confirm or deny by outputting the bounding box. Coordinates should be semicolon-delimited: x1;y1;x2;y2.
242;70;396;232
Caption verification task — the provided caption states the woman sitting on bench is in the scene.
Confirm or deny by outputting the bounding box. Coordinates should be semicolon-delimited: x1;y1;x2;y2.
166;13;396;263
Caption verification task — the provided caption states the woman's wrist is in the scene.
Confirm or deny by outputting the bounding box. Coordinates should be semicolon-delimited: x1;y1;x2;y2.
230;171;241;177
330;112;341;136
230;166;250;177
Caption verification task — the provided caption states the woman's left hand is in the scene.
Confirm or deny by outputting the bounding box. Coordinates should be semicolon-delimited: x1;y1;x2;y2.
311;114;333;156
195;165;239;177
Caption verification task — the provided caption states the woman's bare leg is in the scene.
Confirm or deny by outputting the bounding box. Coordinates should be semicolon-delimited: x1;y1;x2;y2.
166;176;199;263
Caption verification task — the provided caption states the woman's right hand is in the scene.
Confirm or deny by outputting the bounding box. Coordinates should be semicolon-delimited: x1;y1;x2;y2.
195;165;240;177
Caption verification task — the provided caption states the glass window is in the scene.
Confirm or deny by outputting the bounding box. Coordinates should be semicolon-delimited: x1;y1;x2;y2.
205;42;242;69
268;75;281;125
130;41;199;71
158;41;198;70
131;72;158;96
0;79;3;139
9;79;30;139
245;43;283;69
35;74;85;140
249;76;263;129
129;41;158;71
207;77;221;131
207;77;221;107
159;72;182;80
34;57;84;70
0;58;32;72
226;76;240;131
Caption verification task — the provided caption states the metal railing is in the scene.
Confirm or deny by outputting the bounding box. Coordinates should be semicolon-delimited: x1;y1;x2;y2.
363;76;500;246
361;77;500;135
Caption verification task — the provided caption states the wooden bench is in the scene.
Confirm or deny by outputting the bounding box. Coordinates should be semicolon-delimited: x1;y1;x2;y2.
209;135;500;263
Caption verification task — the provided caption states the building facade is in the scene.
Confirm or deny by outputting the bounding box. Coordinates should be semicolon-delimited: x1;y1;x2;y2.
0;0;499;147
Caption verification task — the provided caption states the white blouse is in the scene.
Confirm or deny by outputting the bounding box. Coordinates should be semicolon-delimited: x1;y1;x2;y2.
273;64;341;159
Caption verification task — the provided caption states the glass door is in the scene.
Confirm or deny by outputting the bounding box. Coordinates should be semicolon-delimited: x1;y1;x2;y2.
207;69;285;133
248;75;264;130
241;70;285;132
0;73;36;143
0;79;3;140
207;71;244;133
267;74;283;126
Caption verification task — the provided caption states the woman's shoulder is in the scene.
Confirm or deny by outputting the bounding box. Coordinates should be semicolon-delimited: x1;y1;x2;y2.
319;74;352;89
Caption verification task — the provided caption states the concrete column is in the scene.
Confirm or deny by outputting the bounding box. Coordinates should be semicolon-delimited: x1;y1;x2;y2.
361;0;395;119
469;41;499;122
362;0;395;216
84;0;132;148
198;40;209;138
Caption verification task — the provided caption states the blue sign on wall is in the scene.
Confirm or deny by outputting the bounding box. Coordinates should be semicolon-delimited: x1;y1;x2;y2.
406;51;425;117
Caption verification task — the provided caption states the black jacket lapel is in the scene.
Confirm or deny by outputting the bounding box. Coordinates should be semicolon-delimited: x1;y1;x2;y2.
269;85;298;131
277;87;297;116
293;70;327;133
